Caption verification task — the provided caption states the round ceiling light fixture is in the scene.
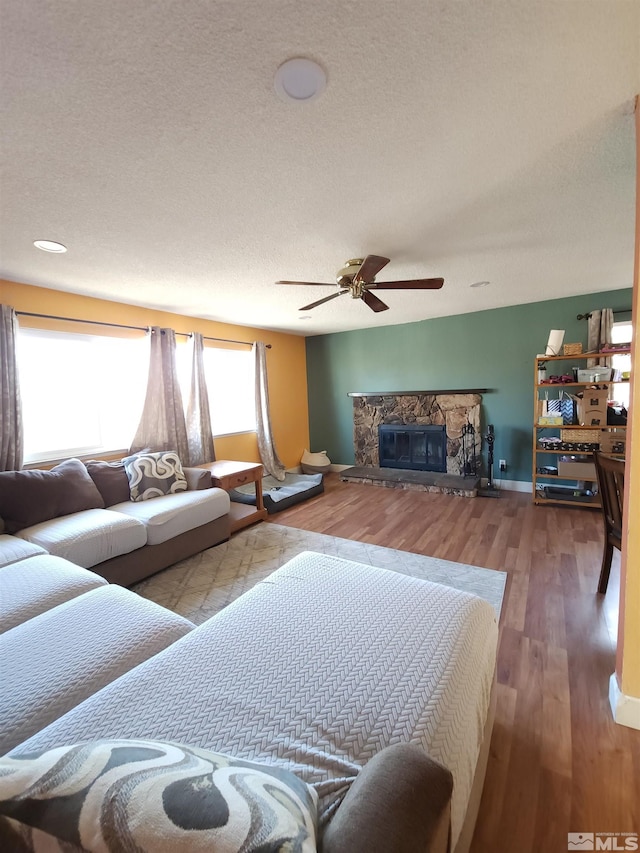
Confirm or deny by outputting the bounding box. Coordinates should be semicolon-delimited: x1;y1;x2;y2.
470;280;490;288
34;240;67;253
274;58;326;103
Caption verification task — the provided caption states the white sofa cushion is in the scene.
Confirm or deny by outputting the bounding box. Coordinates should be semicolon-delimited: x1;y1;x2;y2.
0;534;46;568
0;554;107;633
109;487;230;546
0;584;194;754
17;508;147;568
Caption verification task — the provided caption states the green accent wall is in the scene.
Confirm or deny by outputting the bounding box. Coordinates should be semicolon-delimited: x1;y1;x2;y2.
305;288;633;482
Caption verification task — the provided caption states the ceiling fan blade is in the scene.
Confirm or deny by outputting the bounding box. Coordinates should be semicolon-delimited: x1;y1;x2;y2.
352;254;391;284
276;280;335;287
362;290;389;313
300;290;348;311
370;278;444;290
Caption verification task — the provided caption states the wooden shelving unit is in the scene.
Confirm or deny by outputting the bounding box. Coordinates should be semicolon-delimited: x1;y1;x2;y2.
532;351;629;508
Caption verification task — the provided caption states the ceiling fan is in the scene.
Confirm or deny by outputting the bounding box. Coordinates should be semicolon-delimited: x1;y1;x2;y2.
276;255;444;313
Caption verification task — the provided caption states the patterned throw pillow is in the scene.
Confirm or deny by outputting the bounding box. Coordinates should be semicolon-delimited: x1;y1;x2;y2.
122;451;188;502
0;739;317;852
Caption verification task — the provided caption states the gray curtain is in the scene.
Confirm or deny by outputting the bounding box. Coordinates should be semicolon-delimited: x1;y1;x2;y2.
186;332;215;465
0;305;23;471
587;308;614;368
129;327;189;460
253;341;285;481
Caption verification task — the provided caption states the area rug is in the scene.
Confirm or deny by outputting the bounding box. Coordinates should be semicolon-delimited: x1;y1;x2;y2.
133;523;506;624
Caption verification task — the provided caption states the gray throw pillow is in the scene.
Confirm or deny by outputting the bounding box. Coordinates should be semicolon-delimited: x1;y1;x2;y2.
0;459;105;533
84;460;131;506
0;739;317;852
122;451;188;502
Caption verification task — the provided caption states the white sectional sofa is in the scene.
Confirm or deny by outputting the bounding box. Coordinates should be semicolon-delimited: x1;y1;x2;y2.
0;550;498;853
0;457;230;585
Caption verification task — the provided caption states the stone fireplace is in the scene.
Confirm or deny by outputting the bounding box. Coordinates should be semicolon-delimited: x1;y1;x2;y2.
350;390;484;477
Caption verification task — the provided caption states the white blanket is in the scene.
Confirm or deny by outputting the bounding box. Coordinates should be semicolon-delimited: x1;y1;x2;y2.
14;551;498;846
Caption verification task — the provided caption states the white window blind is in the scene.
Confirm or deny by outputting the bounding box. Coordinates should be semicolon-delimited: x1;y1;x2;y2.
176;343;256;436
18;328;148;463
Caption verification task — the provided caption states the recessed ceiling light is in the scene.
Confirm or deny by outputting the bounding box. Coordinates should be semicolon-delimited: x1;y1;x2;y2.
470;280;490;288
34;240;67;253
274;58;326;103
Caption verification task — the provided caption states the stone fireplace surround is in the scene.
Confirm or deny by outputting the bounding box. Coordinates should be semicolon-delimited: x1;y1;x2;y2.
350;390;484;477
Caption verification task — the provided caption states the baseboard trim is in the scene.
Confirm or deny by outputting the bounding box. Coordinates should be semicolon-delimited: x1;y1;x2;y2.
609;672;640;730
483;478;532;494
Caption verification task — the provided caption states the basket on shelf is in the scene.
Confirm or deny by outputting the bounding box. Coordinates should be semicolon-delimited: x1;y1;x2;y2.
561;428;597;443
563;343;583;355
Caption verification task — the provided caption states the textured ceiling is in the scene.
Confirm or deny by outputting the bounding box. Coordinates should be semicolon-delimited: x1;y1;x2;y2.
0;1;638;336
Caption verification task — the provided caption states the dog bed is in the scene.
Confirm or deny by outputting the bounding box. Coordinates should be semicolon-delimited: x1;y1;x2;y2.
229;473;324;514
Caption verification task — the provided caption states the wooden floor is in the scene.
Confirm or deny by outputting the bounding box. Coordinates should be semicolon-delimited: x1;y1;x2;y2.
269;474;640;853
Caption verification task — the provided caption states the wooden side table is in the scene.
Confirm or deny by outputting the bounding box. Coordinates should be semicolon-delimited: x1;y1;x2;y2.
199;460;267;533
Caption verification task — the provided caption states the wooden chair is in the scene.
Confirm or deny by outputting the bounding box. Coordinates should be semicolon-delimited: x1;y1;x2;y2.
593;451;625;594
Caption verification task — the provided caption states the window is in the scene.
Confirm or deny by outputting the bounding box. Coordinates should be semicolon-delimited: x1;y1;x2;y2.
18;329;149;463
610;320;632;408
203;347;256;435
176;343;256;436
18;329;255;464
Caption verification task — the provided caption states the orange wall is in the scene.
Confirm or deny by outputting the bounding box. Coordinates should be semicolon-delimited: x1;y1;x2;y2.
0;279;310;469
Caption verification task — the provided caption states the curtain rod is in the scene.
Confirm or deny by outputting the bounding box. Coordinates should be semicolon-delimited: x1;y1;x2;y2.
181;332;271;348
16;310;147;333
576;309;631;320
15;311;270;348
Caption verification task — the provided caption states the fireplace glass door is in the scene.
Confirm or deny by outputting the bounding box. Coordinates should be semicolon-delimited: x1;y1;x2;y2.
378;424;447;473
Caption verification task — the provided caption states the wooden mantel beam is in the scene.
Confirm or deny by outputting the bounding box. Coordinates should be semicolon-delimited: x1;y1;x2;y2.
347;389;489;397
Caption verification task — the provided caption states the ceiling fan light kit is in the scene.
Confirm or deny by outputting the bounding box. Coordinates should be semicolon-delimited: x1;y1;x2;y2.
336;258;365;287
276;255;444;313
